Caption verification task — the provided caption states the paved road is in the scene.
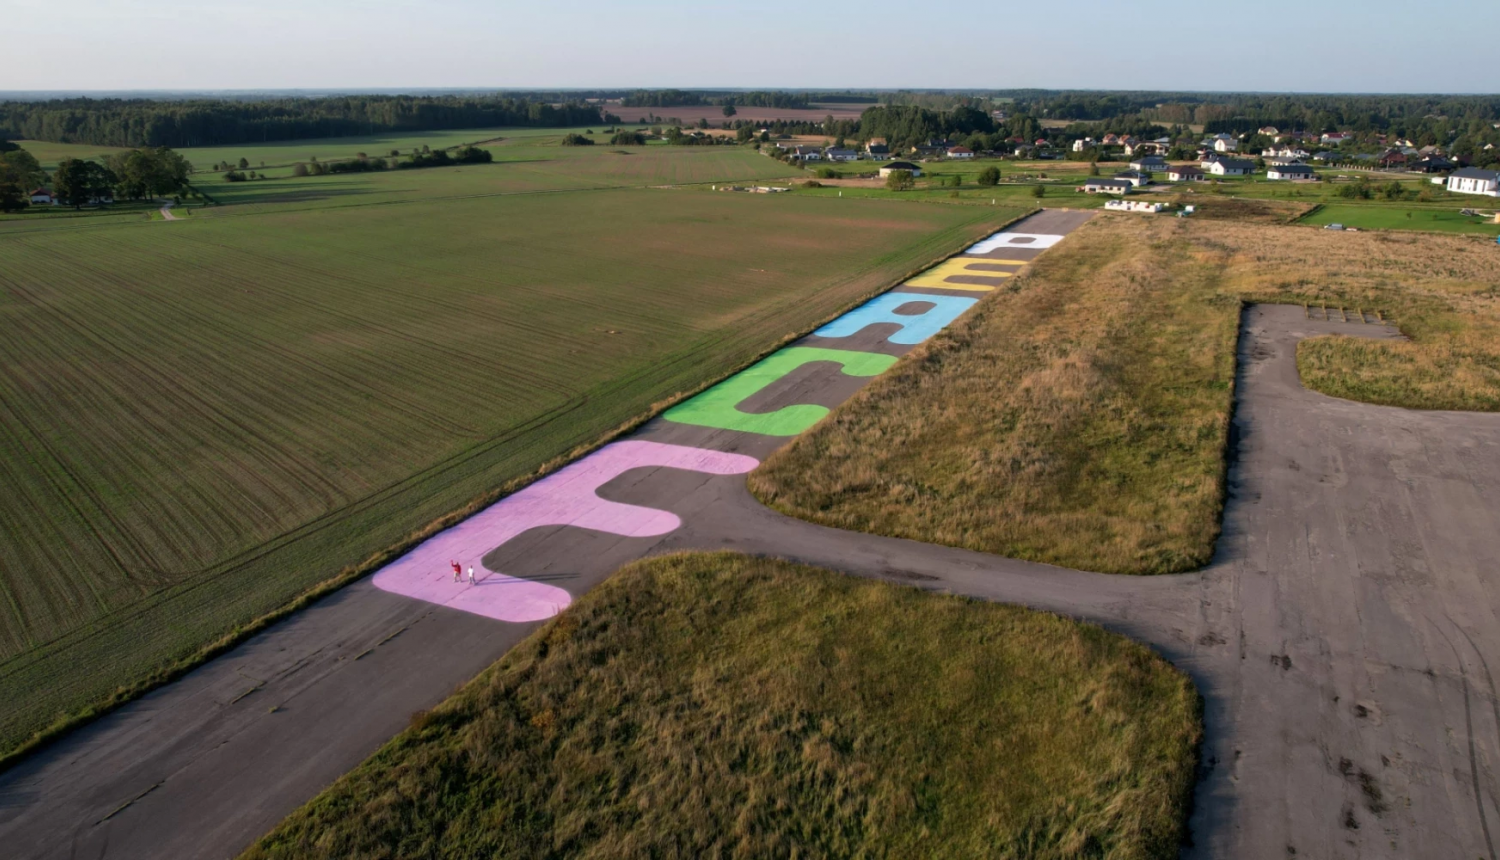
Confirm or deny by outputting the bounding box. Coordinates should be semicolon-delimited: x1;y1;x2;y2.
3;211;1497;859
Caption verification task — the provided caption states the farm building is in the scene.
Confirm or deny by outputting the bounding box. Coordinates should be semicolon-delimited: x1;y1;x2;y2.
1079;178;1132;195
946;146;975;159
29;188;53;205
1113;170;1151;187
1266;164;1317;180
1208;159;1254;176
878;161;922;178
1447;167;1500;197
1168;166;1204;182
1129;156;1169;173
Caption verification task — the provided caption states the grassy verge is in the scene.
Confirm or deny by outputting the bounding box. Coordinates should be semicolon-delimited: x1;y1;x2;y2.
751;215;1242;574
750;215;1500;575
241;552;1201;860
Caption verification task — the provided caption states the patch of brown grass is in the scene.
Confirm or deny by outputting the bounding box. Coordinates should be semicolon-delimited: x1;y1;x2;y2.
751;216;1241;574
240;552;1200;860
751;215;1500;574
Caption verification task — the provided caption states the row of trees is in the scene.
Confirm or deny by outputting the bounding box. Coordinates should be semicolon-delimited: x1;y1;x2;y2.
0;96;603;148
0;143;191;210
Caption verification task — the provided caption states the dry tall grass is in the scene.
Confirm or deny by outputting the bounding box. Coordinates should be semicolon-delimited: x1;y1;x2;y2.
752;216;1242;574
241;552;1201;860
752;215;1500;574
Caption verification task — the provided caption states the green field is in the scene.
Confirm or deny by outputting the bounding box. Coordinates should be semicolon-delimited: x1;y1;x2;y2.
1298;202;1500;235
242;552;1201;860
0;147;1027;758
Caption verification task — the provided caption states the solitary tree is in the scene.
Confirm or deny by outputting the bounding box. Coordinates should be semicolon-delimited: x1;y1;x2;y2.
722;103;737;118
977;166;1000;186
1031;184;1046;198
885;169;914;191
238;157;249;169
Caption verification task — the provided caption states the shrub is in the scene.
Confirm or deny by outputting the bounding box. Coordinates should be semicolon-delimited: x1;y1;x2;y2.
816;166;838;179
977;166;1000;186
1031;184;1045;198
561;133;595;147
222;170;247;182
884;169;914;191
610;131;646;146
292;163;308;177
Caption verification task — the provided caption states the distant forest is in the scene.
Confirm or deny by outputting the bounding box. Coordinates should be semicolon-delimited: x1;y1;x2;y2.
0;95;602;148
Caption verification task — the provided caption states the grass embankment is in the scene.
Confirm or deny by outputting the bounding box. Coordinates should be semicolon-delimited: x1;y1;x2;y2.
751;215;1500;574
0;182;1025;760
242;552;1201;860
752;216;1243;574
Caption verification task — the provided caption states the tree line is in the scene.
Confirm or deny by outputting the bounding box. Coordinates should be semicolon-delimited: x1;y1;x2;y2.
0;95;602;148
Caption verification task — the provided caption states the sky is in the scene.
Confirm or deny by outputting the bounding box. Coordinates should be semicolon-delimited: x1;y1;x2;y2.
4;0;1499;94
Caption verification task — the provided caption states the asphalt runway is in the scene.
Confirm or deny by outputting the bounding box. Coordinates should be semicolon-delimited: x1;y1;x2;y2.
4;209;1497;860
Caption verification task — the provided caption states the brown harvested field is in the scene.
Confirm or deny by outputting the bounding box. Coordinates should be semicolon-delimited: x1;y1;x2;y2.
610;104;864;124
0;186;1020;759
241;552;1201;860
750;214;1500;574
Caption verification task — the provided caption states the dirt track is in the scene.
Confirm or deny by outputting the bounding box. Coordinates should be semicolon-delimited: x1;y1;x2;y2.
2;211;1498;859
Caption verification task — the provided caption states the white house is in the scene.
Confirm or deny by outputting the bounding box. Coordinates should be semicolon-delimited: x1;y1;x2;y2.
28;188;53;205
1447;167;1500;197
878;161;922;178
1211;134;1239;153
1208;159;1254;176
1321;132;1353;145
1168;166;1205;182
1129;156;1168;173
946;146;975;159
1199;153;1224;169
1079;178;1132;195
824;148;858;162
1072;137;1095;153
1266;164;1318;180
1264;146;1310;160
793;146;822;161
1113;170;1151;187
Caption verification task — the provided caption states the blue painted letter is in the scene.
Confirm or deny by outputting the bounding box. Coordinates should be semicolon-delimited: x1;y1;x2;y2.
815;293;978;345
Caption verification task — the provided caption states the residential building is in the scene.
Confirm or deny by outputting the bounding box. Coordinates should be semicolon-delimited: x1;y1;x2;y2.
824;148;858;162
1079;178;1132;195
1211;134;1239;153
28;188;52;205
1167;165;1204;182
878;161;923;178
1321;132;1353;144
1072;137;1095;153
1412;156;1454;173
1208;159;1254;176
1114;170;1151;187
1267;164;1317;180
1130;156;1169;173
1447;167;1500;196
1258;126;1280;137
1200;152;1225;169
946;146;975;159
793;146;822;161
865;142;890;158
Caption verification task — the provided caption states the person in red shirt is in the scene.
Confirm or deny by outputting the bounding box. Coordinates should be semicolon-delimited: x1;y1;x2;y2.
451;560;462;583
